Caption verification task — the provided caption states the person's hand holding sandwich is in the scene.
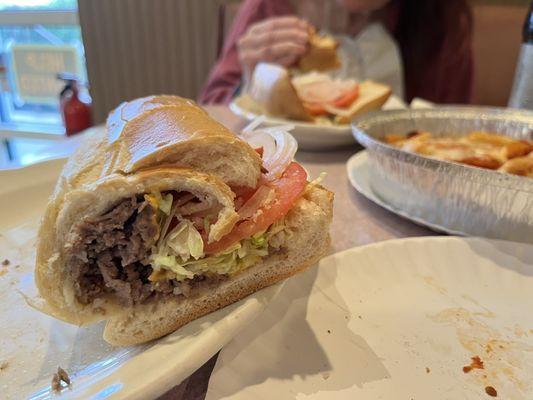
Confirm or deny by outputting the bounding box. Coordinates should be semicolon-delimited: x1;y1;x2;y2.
238;16;310;83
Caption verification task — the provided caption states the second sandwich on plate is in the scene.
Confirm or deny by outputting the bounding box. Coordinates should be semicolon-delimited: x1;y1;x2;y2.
236;63;392;125
34;95;333;346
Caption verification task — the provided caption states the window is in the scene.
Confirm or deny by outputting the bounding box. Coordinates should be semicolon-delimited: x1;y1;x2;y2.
0;1;77;12
0;0;87;138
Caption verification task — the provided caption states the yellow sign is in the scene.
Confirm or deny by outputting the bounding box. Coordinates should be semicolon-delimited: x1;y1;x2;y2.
10;44;82;105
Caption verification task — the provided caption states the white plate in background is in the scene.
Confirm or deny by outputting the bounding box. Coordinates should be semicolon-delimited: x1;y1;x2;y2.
0;158;281;400
346;150;466;236
229;96;406;151
207;236;533;400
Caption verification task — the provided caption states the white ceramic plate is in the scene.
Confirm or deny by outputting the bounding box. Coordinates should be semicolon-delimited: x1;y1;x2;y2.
229;96;406;151
206;236;533;400
346;150;466;236
0;159;281;400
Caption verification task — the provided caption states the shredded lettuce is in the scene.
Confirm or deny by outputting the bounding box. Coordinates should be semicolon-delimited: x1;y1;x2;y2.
167;220;204;260
154;191;173;215
265;218;288;241
147;189;287;282
309;172;327;186
150;224;273;282
151;255;195;279
144;191;172;215
250;232;267;247
203;218;211;237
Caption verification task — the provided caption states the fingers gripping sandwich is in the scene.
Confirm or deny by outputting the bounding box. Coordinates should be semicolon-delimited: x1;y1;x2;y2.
35;95;333;346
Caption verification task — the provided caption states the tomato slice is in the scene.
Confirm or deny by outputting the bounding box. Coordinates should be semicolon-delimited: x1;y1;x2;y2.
331;86;359;108
303;85;359;115
304;102;328;116
232;185;257;205
205;162;307;254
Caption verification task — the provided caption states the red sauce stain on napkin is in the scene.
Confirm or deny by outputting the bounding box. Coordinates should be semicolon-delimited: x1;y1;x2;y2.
463;356;484;373
485;386;498;397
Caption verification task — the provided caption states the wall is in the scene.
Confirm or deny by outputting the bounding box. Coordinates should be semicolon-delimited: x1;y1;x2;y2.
78;0;219;123
471;1;530;106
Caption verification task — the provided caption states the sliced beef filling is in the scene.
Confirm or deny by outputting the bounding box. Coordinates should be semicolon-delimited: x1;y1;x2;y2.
68;195;226;306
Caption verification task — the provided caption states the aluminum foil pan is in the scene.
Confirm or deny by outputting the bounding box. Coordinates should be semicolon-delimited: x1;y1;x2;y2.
352;107;533;244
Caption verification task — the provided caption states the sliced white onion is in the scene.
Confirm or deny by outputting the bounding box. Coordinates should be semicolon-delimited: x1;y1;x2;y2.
242;115;266;135
263;130;297;180
292;72;358;106
241;118;298;181
245;131;276;158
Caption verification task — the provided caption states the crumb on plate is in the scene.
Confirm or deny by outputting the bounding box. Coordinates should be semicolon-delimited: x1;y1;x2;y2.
51;366;71;392
485;386;497;397
463;356;484;373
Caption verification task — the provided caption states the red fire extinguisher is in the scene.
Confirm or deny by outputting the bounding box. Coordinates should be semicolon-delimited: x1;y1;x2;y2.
57;73;93;136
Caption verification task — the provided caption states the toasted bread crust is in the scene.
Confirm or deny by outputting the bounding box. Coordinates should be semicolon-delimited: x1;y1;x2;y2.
63;96;262;193
106;96;262;188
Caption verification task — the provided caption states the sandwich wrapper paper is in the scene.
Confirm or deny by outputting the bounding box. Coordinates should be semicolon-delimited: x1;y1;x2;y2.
206;237;533;399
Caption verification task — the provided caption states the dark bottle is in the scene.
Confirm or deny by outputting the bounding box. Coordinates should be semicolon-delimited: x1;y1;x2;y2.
508;2;533;109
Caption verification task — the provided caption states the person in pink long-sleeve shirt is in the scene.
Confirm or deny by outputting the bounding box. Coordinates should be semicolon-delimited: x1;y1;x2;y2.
199;0;473;105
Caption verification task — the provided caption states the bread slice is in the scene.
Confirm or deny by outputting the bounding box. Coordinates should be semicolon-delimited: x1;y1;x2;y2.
247;63;313;121
72;95;262;191
326;81;392;124
244;65;391;124
103;183;333;346
298;30;341;72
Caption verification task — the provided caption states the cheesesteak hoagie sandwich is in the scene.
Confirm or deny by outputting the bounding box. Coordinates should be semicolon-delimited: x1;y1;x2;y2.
35;95;333;346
